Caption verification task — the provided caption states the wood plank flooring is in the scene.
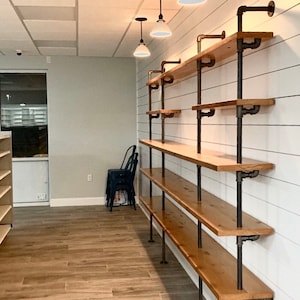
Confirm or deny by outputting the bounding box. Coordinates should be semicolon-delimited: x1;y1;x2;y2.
0;205;199;300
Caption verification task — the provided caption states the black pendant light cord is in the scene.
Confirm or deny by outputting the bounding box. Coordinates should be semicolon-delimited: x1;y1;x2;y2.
159;0;163;20
135;17;147;43
140;22;144;43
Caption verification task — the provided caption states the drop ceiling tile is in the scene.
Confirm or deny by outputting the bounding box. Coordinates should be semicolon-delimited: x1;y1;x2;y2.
0;4;32;40
0;0;183;57
35;40;76;48
79;0;142;9
142;0;182;10
12;0;75;7
24;20;76;41
17;6;76;20
0;40;39;55
39;46;76;56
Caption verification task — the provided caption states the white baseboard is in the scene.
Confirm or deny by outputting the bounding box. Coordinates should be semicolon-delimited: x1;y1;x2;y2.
50;196;105;207
14;201;49;207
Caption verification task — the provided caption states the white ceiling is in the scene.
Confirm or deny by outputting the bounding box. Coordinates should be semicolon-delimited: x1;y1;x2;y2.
0;0;182;57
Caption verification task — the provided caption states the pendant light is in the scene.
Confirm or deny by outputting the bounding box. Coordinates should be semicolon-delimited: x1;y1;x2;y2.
150;0;172;38
178;0;206;4
133;17;151;58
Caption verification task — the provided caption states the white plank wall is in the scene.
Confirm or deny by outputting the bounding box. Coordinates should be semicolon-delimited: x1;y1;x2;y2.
136;1;300;299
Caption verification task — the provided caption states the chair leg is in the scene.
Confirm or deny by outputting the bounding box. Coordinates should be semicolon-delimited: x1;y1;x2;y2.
110;191;114;211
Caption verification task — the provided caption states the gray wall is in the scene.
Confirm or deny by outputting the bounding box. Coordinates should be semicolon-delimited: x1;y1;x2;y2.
0;55;136;203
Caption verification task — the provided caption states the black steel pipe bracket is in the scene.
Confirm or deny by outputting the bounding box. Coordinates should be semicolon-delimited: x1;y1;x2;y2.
150;114;160;119
149;83;159;90
242;105;261;116
237;235;260;246
163;76;174;84
162;113;176;119
197;30;226;53
237;170;260;182
199;109;215;118
161;59;181;72
199;57;216;69
237;105;261;117
242;38;262;50
237;1;275;32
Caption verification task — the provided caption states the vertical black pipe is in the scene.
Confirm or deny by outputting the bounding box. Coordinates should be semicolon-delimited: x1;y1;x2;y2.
161;67;165;143
237;38;243;163
237;236;243;290
149;214;154;242
198;221;202;248
197;60;202;202
199;277;203;299
235;1;275;291
237;8;244;292
162;191;165;211
161;230;167;264
148;85;153;197
237;171;242;228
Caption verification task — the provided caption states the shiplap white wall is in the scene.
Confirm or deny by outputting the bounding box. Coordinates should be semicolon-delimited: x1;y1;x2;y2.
136;1;300;299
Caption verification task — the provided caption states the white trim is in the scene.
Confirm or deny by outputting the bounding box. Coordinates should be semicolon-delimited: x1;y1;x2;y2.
13;157;48;162
14;201;49;207
50;196;105;207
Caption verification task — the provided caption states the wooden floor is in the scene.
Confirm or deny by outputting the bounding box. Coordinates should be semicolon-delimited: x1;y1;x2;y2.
0;205;199;300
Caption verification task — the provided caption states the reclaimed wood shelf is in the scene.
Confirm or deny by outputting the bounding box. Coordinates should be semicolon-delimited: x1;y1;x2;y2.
0;150;10;159
192;98;275;111
142;25;275;299
140;139;274;172
0;186;11;199
141;168;274;236
147;32;273;87
139;195;273;300
0;205;12;222
147;109;181;117
0;225;11;244
0;134;13;244
0;170;11;181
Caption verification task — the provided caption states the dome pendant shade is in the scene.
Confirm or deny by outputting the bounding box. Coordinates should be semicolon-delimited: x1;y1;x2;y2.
133;17;151;58
150;19;172;38
134;41;151;57
151;0;172;38
178;0;206;4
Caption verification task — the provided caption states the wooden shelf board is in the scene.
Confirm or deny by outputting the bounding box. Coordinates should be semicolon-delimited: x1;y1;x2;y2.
140;139;274;172
192;98;275;111
0;205;12;222
140;196;273;300
0;170;11;181
147;32;274;86
0;150;11;159
0;186;11;198
0;224;11;244
140;168;273;236
0;134;11;140
147;109;181;116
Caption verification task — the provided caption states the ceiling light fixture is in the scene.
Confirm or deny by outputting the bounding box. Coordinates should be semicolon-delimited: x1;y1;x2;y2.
178;0;206;5
133;17;151;58
150;0;172;38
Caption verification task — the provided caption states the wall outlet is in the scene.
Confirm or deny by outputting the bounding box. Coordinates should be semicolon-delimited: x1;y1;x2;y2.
87;174;93;182
37;193;47;201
